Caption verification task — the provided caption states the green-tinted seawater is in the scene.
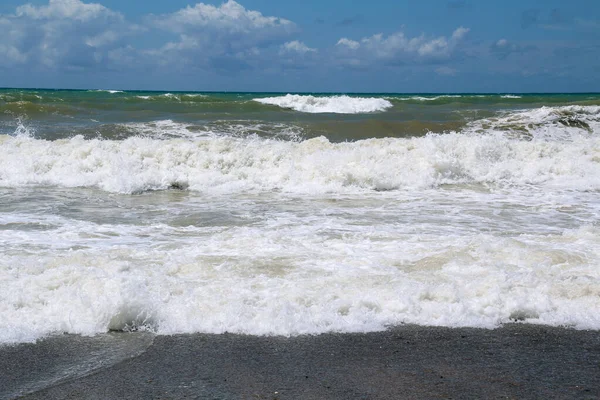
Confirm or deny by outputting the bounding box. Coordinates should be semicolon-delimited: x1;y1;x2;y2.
1;89;599;141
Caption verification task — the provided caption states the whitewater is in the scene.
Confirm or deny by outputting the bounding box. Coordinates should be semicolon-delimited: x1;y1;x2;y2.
254;94;393;113
1;128;600;193
1;91;600;344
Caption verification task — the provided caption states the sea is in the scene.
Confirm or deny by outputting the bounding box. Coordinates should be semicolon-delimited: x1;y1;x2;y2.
1;89;599;344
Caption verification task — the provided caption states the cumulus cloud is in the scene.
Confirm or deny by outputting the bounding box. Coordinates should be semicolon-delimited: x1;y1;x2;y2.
451;27;469;41
15;0;117;21
335;27;470;66
0;0;299;73
148;0;296;70
0;0;134;69
336;38;360;50
0;1;474;80
153;0;294;35
280;41;316;55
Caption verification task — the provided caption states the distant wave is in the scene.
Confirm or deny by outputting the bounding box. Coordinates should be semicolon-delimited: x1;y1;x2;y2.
392;94;525;102
394;95;464;101
93;90;124;94
254;94;393;114
135;93;208;102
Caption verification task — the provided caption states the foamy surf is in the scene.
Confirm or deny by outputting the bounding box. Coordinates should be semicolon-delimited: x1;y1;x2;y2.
254;94;393;114
1;193;599;344
1;105;599;194
465;105;600;140
3;90;600;345
93;90;124;94
135;93;208;101
395;95;464;101
119;120;305;140
1;119;599;194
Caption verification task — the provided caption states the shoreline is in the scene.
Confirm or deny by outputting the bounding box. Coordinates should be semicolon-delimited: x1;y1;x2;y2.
2;324;599;399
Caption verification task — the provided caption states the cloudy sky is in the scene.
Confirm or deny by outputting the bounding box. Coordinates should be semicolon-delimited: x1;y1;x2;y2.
0;0;598;92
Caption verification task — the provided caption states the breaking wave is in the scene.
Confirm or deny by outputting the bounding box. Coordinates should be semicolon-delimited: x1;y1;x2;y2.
1;105;598;194
135;93;208;102
92;90;124;94
253;94;393;114
465;105;600;140
1;133;599;194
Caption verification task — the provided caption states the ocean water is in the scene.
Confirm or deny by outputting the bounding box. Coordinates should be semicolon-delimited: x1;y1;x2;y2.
1;89;600;343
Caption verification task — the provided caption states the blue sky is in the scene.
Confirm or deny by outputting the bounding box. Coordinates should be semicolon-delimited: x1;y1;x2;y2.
0;0;598;92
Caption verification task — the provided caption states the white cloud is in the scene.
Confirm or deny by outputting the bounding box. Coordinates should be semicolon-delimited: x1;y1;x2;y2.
0;1;473;81
335;27;470;66
451;27;470;41
336;38;360;50
153;0;294;35
15;0;119;21
496;39;508;47
0;0;134;69
149;0;297;69
280;41;316;55
418;37;449;57
0;0;298;73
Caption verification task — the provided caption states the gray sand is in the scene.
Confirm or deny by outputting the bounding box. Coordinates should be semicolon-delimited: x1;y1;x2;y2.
1;324;599;399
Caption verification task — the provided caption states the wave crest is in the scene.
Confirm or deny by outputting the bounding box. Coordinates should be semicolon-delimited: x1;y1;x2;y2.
466;105;600;140
1;127;599;194
254;94;393;114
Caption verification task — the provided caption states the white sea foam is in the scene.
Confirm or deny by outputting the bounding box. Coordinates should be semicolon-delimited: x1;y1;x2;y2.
395;95;464;101
254;94;393;114
135;93;179;100
1;109;599;194
135;93;207;101
465;105;600;140
120;119;304;140
0;134;592;193
501;95;522;99
1;199;599;343
2;104;600;343
94;90;124;94
121;120;203;139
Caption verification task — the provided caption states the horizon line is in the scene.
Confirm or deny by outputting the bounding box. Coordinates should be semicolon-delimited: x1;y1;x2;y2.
1;87;599;95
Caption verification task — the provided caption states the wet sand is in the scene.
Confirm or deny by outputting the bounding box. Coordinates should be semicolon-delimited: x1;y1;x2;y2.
1;324;599;399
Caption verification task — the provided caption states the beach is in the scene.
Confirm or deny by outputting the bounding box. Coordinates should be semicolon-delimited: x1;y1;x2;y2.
1;0;599;398
2;324;599;399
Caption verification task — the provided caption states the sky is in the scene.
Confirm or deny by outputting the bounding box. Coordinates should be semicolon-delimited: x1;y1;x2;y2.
0;0;599;92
